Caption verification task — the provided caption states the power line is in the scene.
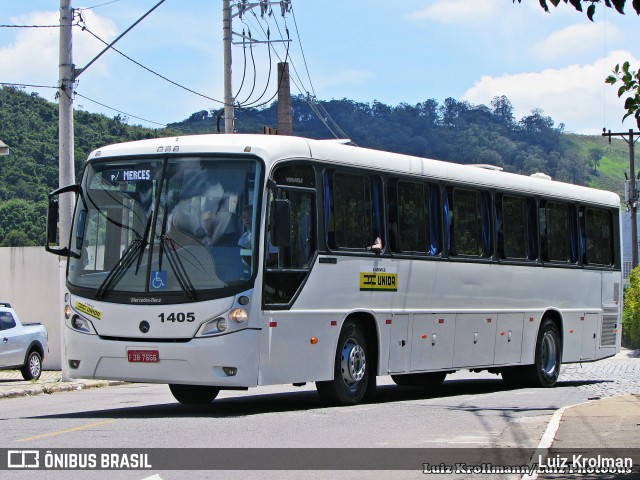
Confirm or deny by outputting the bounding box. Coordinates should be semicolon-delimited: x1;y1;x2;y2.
77;0;123;11
0;24;73;28
75;92;167;126
78;24;224;105
0;82;57;90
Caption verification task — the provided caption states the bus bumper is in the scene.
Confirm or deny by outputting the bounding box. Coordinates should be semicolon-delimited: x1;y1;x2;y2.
64;326;260;388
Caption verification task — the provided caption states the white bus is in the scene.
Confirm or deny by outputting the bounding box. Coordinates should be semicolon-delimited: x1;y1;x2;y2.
46;134;622;405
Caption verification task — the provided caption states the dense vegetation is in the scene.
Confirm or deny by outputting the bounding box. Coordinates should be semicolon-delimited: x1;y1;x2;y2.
0;85;627;246
623;265;640;348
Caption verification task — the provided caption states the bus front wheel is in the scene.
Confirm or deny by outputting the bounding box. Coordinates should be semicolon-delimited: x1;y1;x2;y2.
169;384;220;404
316;321;372;405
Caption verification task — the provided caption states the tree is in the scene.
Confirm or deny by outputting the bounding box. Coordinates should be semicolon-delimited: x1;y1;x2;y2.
623;265;640;348
515;0;640;21
605;62;640;129
587;147;603;172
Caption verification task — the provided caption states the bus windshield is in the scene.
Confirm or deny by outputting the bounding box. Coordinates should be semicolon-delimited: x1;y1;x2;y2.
67;156;262;302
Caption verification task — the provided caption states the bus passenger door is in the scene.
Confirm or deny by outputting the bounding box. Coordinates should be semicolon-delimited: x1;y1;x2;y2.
410;314;454;371
388;315;409;373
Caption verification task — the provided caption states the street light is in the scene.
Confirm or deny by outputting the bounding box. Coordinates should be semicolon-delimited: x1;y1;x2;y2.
0;140;8;155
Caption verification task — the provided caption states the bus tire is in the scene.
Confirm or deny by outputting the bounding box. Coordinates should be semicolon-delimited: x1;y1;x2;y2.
21;350;42;381
528;318;562;387
502;318;561;388
169;384;220;404
316;321;371;405
391;372;447;387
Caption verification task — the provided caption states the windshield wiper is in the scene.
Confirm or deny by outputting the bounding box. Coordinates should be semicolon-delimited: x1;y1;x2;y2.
95;212;154;299
95;237;143;299
159;236;196;301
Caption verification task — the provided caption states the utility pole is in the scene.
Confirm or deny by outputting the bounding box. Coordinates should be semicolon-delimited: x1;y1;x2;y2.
223;0;234;133
59;0;75;249
58;0;74;382
603;128;640;268
225;1;292;134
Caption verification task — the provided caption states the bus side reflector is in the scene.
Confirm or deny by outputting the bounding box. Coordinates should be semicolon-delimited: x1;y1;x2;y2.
421;334;427;339
310;337;318;344
529;317;534;322
580;317;584;321
501;331;506;336
331;320;337;326
486;318;492;323
386;319;392;325
569;329;574;333
438;319;444;324
269;321;277;328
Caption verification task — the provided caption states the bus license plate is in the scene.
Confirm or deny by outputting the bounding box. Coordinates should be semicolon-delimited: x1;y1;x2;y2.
128;350;159;363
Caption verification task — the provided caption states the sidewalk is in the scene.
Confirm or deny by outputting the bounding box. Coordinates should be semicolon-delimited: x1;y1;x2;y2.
0;370;125;399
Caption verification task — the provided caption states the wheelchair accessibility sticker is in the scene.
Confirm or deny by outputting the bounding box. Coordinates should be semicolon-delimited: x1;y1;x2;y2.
150;271;167;290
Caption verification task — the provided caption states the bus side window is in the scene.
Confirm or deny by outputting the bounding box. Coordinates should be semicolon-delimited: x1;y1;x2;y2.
449;187;491;258
327;171;382;252
540;200;577;263
583;207;614;266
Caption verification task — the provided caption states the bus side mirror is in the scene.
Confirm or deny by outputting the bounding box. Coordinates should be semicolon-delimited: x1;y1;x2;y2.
270;199;291;247
45;184;80;257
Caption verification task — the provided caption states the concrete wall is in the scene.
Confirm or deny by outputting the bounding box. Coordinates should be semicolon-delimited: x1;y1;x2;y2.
0;247;63;369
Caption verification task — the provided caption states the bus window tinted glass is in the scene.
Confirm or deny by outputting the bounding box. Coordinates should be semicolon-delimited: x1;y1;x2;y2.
503;196;527;259
397;181;428;253
541;201;574;262
453;189;482;256
585;208;613;266
332;173;373;249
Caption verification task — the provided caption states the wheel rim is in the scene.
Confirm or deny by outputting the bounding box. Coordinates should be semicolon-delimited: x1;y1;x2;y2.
29;354;41;378
539;330;558;378
340;338;366;388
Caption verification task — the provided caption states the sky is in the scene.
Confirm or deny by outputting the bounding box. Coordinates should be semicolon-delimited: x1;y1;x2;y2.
1;0;639;136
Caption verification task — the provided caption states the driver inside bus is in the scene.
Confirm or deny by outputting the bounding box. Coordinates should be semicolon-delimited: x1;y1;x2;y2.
239;205;278;266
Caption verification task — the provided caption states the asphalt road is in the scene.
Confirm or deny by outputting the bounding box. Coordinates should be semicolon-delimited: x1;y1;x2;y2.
2;354;639;480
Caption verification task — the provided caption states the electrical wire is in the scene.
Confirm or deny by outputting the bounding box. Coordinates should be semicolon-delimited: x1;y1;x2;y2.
78;24;224;105
234;29;259;106
76;0;123;11
0;24;73;28
75;92;167;126
0;82;57;90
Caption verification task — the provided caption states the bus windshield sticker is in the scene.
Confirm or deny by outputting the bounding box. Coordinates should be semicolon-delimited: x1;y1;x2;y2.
150;271;167;290
75;301;102;320
359;266;398;292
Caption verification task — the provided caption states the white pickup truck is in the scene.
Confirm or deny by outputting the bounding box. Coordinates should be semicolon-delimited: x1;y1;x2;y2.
0;302;48;380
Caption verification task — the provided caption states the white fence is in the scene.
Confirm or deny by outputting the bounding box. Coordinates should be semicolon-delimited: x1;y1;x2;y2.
0;247;63;369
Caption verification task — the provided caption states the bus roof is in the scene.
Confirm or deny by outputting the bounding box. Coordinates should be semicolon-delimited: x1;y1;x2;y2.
88;134;620;208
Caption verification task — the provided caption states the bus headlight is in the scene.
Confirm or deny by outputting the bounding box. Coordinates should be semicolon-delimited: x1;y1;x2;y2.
229;308;248;323
197;317;228;336
64;305;72;319
69;315;96;334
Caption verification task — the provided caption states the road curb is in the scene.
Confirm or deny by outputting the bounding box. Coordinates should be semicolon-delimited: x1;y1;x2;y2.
0;380;127;399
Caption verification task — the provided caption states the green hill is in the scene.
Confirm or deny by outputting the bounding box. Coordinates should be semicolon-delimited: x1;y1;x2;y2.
0;85;630;246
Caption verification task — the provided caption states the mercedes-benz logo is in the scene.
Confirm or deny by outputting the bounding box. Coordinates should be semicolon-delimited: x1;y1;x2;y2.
139;321;150;334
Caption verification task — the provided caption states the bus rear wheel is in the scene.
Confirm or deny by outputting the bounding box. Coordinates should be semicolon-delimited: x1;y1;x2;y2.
169;384;220;404
501;318;561;388
391;371;447;387
316;321;372;405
